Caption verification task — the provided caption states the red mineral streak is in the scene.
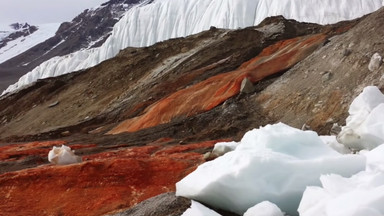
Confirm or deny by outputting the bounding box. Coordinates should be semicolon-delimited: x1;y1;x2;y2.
0;140;97;162
109;34;326;134
0;140;223;216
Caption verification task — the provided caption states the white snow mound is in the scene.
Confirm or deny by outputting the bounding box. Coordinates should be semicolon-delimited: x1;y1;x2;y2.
181;200;222;216
337;86;384;151
4;0;384;95
176;123;365;215
298;144;384;216
244;201;284;216
48;145;82;165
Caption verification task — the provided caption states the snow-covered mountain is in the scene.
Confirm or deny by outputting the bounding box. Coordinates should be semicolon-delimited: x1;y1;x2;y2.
3;0;384;95
0;23;59;64
0;0;146;92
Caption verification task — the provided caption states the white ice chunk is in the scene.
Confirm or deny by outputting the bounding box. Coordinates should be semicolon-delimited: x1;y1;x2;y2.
243;201;284;216
176;123;365;215
337;86;384;151
364;144;384;172
181;200;222;216
320;136;351;154
299;145;384;216
212;141;238;157
48;145;82;165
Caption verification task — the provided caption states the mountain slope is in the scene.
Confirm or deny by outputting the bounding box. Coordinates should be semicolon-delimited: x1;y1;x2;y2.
3;0;383;95
0;23;59;64
0;23;59;90
0;0;147;92
1;7;384;216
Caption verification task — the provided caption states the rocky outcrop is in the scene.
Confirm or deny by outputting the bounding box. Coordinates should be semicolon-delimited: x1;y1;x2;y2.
107;192;191;216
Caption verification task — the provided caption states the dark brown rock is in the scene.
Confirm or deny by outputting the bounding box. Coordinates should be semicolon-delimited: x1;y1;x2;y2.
107;192;191;216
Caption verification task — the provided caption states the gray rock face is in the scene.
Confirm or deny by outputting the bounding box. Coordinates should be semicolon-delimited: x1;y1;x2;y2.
240;77;254;94
368;53;382;72
107;192;190;216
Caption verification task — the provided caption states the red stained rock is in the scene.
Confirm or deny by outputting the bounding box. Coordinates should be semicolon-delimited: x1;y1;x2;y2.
0;140;220;216
0;141;96;162
108;34;326;134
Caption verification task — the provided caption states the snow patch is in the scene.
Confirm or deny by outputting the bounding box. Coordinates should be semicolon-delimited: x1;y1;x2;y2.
0;23;60;64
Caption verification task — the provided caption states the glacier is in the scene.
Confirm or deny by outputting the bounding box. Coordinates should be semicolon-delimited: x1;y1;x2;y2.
3;0;384;95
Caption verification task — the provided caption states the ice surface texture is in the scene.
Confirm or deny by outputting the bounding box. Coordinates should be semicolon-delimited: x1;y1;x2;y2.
176;123;365;215
299;145;384;216
337;86;384;151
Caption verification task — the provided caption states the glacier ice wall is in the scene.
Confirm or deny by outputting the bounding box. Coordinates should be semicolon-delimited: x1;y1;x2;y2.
3;0;383;95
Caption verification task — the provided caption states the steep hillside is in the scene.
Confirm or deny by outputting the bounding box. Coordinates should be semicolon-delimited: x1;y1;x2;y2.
0;7;384;216
0;23;59;90
0;17;330;141
3;0;382;95
0;0;147;92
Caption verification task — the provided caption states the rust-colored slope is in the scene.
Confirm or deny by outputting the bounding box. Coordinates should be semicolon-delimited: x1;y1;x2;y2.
0;140;220;216
109;34;326;134
0;141;96;163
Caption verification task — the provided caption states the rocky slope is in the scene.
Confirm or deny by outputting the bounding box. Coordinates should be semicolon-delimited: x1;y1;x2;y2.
0;0;147;92
4;0;382;95
0;7;384;216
